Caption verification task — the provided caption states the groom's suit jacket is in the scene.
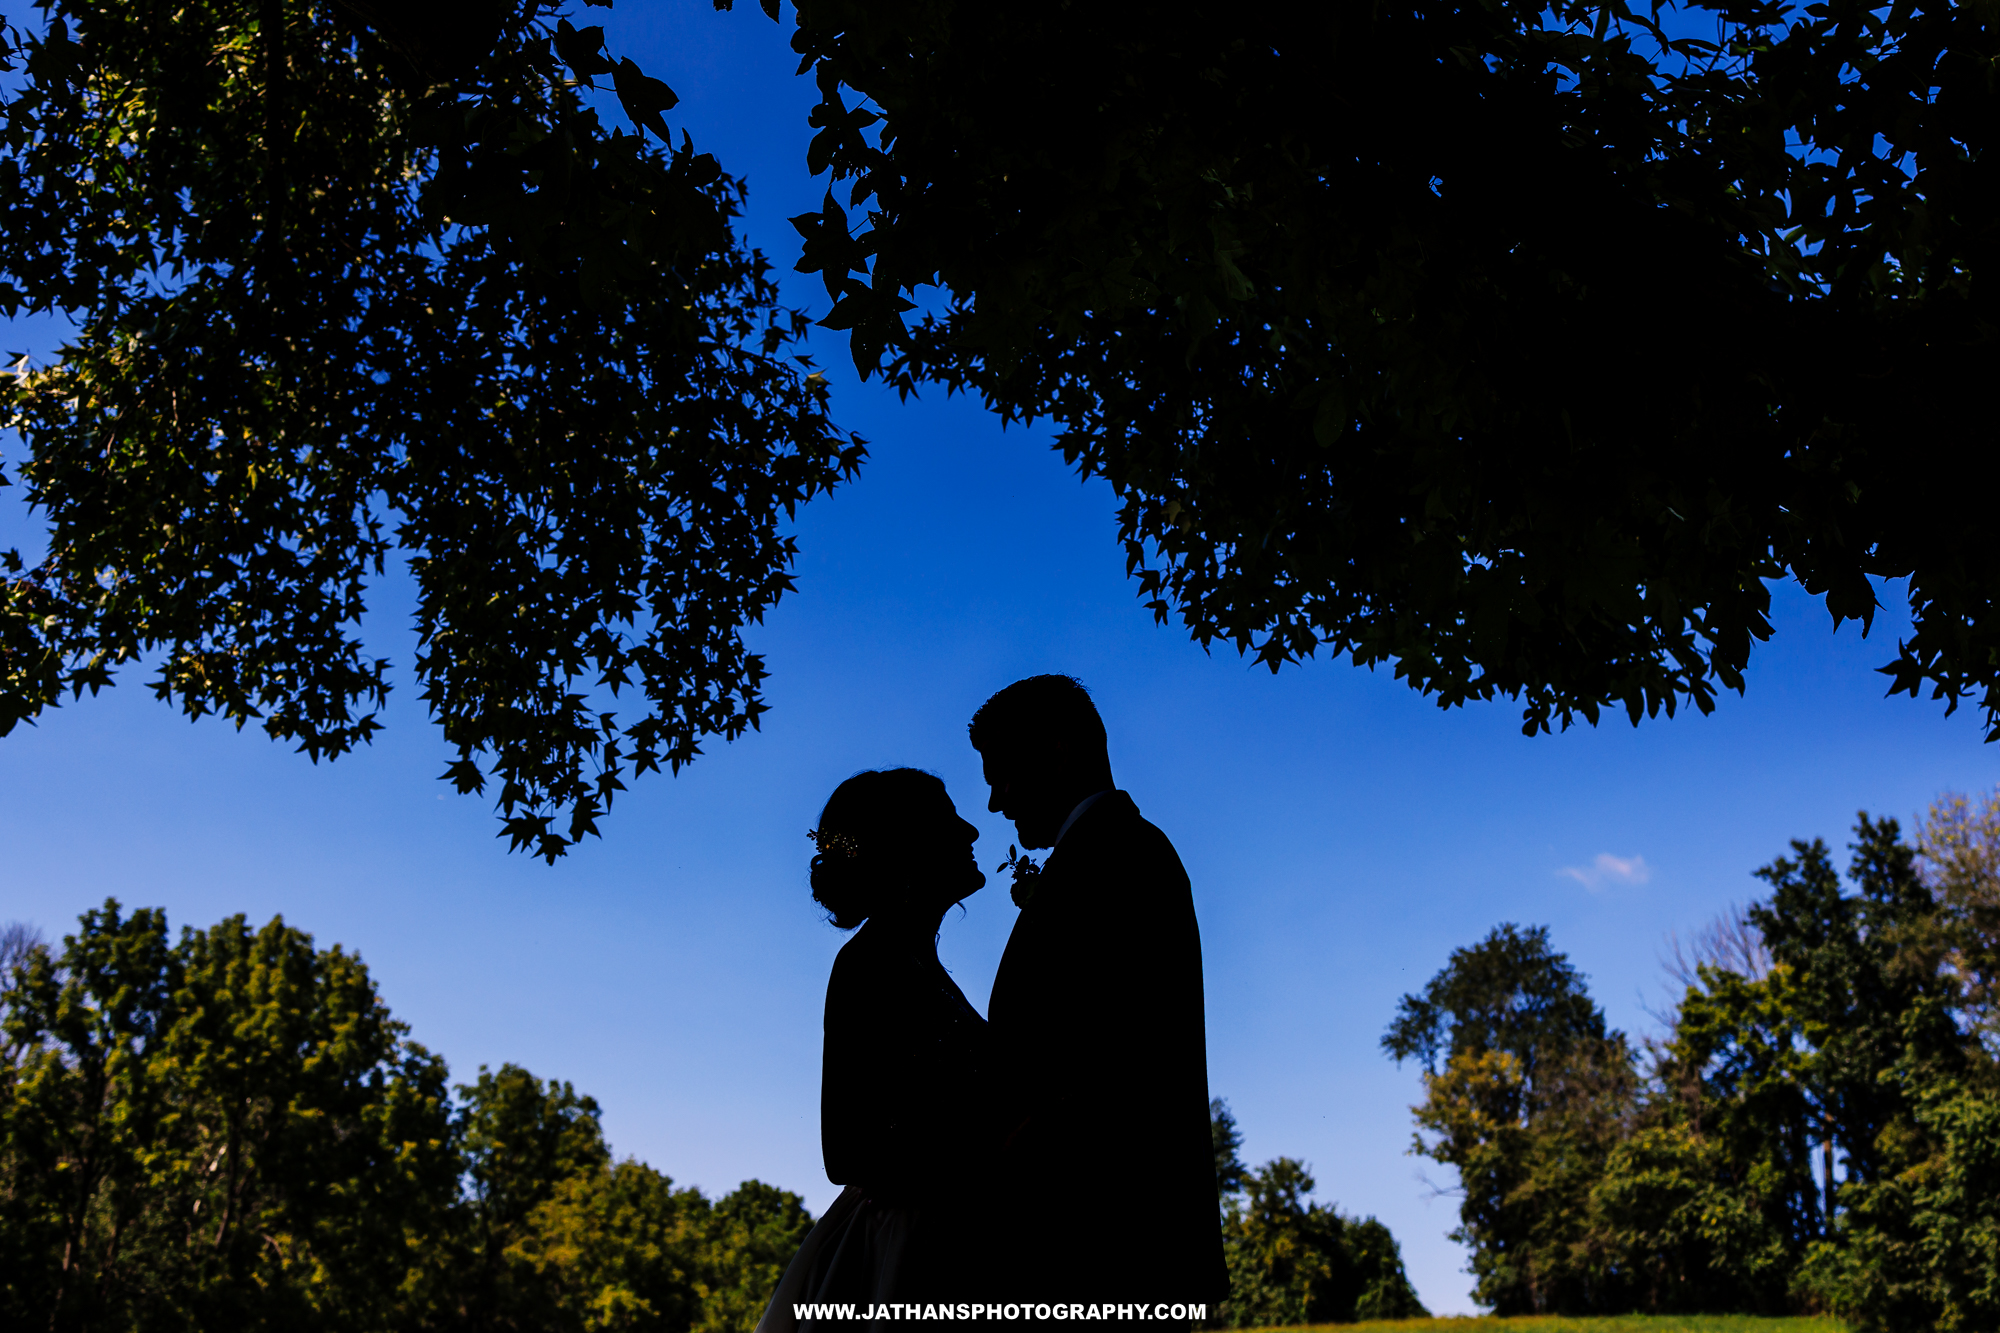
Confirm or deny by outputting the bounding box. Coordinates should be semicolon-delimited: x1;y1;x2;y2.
987;791;1226;1306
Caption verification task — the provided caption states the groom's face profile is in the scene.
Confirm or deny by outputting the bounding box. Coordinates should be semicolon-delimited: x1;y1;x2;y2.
980;746;1071;851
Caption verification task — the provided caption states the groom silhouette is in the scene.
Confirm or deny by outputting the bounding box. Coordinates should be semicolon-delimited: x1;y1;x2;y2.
972;676;1226;1314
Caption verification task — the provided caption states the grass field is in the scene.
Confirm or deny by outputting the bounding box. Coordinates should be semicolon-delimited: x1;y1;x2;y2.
1251;1318;1845;1333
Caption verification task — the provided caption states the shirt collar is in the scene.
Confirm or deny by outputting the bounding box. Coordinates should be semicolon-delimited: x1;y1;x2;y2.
1054;790;1114;847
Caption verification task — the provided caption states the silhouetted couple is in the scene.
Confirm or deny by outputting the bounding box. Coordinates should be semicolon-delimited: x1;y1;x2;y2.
757;676;1225;1332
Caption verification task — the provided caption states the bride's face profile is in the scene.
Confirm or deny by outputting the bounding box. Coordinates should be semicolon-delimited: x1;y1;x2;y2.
811;768;987;929
887;782;985;915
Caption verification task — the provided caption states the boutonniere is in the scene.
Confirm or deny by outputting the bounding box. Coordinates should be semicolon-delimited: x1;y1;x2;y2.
996;845;1042;908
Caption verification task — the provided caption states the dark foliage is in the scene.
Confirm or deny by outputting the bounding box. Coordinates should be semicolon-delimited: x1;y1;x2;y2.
1210;1096;1248;1201
788;0;2000;738
7;0;1995;868
0;0;863;859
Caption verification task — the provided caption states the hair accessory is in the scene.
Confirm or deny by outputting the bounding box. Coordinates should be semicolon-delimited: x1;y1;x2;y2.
808;828;861;859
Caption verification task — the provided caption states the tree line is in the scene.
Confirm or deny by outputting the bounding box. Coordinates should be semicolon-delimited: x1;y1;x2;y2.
0;905;811;1330
1389;789;2000;1330
0;902;1440;1331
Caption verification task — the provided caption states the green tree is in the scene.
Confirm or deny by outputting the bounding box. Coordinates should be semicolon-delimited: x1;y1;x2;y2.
0;0;862;859
1778;800;2000;1332
500;1160;809;1333
1644;962;1818;1310
1215;1157;1427;1327
789;0;2000;740
1384;923;1610;1115
1749;818;1962;1198
0;901;822;1332
1901;791;2000;1332
1211;1097;1248;1202
0;920;44;1060
688;1180;813;1333
1581;820;1974;1322
1589;903;1800;1312
1343;1214;1429;1323
1919;788;2000;1052
1712;819;1963;1326
440;1062;617;1329
1587;1119;1795;1313
1391;811;2000;1325
1666;961;1822;1244
1617;812;1995;1327
1387;924;1636;1313
1899;1073;2000;1333
446;1070;810;1333
507;1159;708;1333
0;900;458;1330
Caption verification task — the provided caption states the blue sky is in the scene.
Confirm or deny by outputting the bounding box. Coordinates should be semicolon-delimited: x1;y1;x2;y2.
3;4;1996;1315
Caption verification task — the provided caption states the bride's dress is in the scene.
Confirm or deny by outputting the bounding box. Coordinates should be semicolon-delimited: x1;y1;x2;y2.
757;915;990;1333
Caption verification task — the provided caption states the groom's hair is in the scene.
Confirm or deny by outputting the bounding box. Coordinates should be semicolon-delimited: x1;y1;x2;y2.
968;674;1107;758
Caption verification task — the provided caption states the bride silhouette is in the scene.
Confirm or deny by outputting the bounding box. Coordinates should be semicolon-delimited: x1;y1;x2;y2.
758;769;992;1333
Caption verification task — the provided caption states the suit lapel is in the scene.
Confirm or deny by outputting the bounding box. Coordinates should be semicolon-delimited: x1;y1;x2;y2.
987;791;1135;1024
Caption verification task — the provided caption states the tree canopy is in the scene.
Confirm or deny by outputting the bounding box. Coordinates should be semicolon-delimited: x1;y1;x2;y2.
2;0;1994;855
1383;922;1609;1091
791;0;1999;735
0;0;860;859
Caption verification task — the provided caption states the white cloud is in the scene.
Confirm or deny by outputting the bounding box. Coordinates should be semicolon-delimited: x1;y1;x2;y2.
1559;852;1652;891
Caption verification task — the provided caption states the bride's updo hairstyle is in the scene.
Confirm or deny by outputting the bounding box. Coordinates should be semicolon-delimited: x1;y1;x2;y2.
810;767;947;929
